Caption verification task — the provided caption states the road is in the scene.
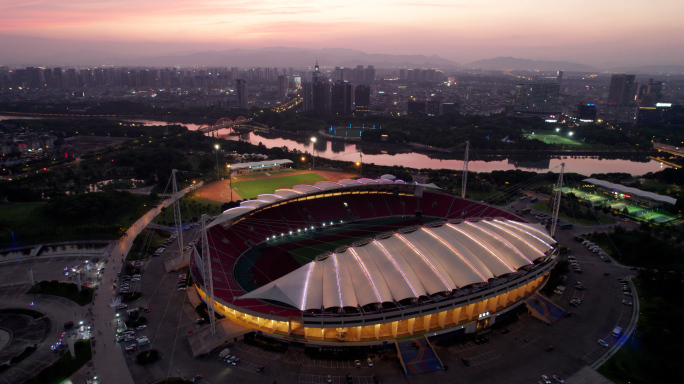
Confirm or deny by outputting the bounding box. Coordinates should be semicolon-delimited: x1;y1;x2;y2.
88;182;200;384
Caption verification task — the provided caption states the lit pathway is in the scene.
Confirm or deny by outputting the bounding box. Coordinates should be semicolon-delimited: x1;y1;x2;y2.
88;182;200;384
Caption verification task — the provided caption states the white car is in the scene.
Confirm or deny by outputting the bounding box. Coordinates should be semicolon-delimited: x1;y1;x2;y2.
367;357;373;367
553;375;565;383
622;300;633;305
541;374;552;384
598;339;609;347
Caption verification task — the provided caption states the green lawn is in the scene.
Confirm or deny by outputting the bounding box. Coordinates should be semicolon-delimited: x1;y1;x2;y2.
231;173;326;199
0;194;153;248
525;133;582;146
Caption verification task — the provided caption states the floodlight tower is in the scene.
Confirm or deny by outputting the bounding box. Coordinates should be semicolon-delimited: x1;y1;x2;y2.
172;169;184;258
200;214;216;334
550;163;565;237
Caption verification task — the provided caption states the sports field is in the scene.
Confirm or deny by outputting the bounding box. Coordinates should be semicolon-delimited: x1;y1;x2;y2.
231;173;326;199
526;133;581;146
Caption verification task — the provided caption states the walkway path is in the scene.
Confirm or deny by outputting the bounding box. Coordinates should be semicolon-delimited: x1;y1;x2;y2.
88;182;199;384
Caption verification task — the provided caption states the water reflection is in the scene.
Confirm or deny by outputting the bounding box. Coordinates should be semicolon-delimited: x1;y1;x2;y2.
0;115;668;176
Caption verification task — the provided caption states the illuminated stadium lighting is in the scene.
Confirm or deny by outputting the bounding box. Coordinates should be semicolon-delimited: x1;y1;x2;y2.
281;233;284;237
374;240;419;298
423;228;487;282
486;221;546;258
310;226;314;230
396;233;452;291
297;229;301;233
349;248;382;302
470;221;533;263
289;231;293;235
453;223;516;271
322;223;326;227
330;222;333;225
332;253;344;308
497;221;552;249
301;263;314;310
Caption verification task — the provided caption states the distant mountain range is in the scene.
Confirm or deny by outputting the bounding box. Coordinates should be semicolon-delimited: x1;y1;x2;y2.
2;39;683;74
465;57;599;72
135;47;462;69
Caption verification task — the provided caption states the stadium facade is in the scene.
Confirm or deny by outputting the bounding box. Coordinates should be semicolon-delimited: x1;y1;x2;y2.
190;178;558;345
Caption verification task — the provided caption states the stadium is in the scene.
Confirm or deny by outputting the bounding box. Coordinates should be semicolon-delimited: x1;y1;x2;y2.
189;178;558;345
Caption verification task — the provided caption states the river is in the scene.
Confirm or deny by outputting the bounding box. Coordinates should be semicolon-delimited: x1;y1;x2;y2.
1;114;669;176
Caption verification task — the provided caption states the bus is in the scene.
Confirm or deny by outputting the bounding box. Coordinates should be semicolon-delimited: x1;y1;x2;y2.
611;326;622;337
560;223;573;230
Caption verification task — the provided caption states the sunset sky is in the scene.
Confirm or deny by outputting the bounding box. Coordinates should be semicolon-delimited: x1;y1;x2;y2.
1;0;683;67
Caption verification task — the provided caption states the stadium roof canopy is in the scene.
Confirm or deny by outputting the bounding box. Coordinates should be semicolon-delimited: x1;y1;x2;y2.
207;177;409;229
229;159;293;170
240;219;555;310
583;178;677;205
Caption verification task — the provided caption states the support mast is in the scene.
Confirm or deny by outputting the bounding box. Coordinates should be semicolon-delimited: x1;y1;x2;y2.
550;163;565;237
201;214;216;334
462;141;469;198
171;169;184;263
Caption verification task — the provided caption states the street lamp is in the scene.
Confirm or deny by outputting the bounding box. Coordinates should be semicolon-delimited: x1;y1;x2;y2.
310;137;317;170
214;144;220;181
226;164;233;202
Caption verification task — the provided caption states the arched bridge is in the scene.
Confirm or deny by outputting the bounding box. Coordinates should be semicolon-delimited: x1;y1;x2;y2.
198;116;255;133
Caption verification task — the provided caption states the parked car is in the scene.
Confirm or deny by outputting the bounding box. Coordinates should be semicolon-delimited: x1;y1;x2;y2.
542;375;552;384
553;375;565;383
355;359;362;368
367;357;373;367
598;339;609;347
190;374;203;383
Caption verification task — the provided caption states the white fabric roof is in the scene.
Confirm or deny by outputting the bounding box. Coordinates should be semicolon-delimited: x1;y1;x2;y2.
207;206;256;228
240;219;554;310
583;178;677;205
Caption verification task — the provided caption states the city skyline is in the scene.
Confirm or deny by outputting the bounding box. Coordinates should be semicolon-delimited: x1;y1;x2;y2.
1;0;683;68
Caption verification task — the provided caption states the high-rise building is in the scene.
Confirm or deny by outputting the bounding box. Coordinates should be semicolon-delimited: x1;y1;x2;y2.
363;65;375;85
312;81;330;113
556;70;563;87
277;75;288;99
635;78;663;106
331;81;353;114
236;79;248;108
608;74;636;105
399;69;406;80
513;82;560;115
313;60;321;83
576;103;597;122
302;82;313;111
334;67;345;82
354;84;371;115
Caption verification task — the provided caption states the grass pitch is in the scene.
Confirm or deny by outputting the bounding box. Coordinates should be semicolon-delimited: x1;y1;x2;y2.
526;133;581;146
231;173;326;199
